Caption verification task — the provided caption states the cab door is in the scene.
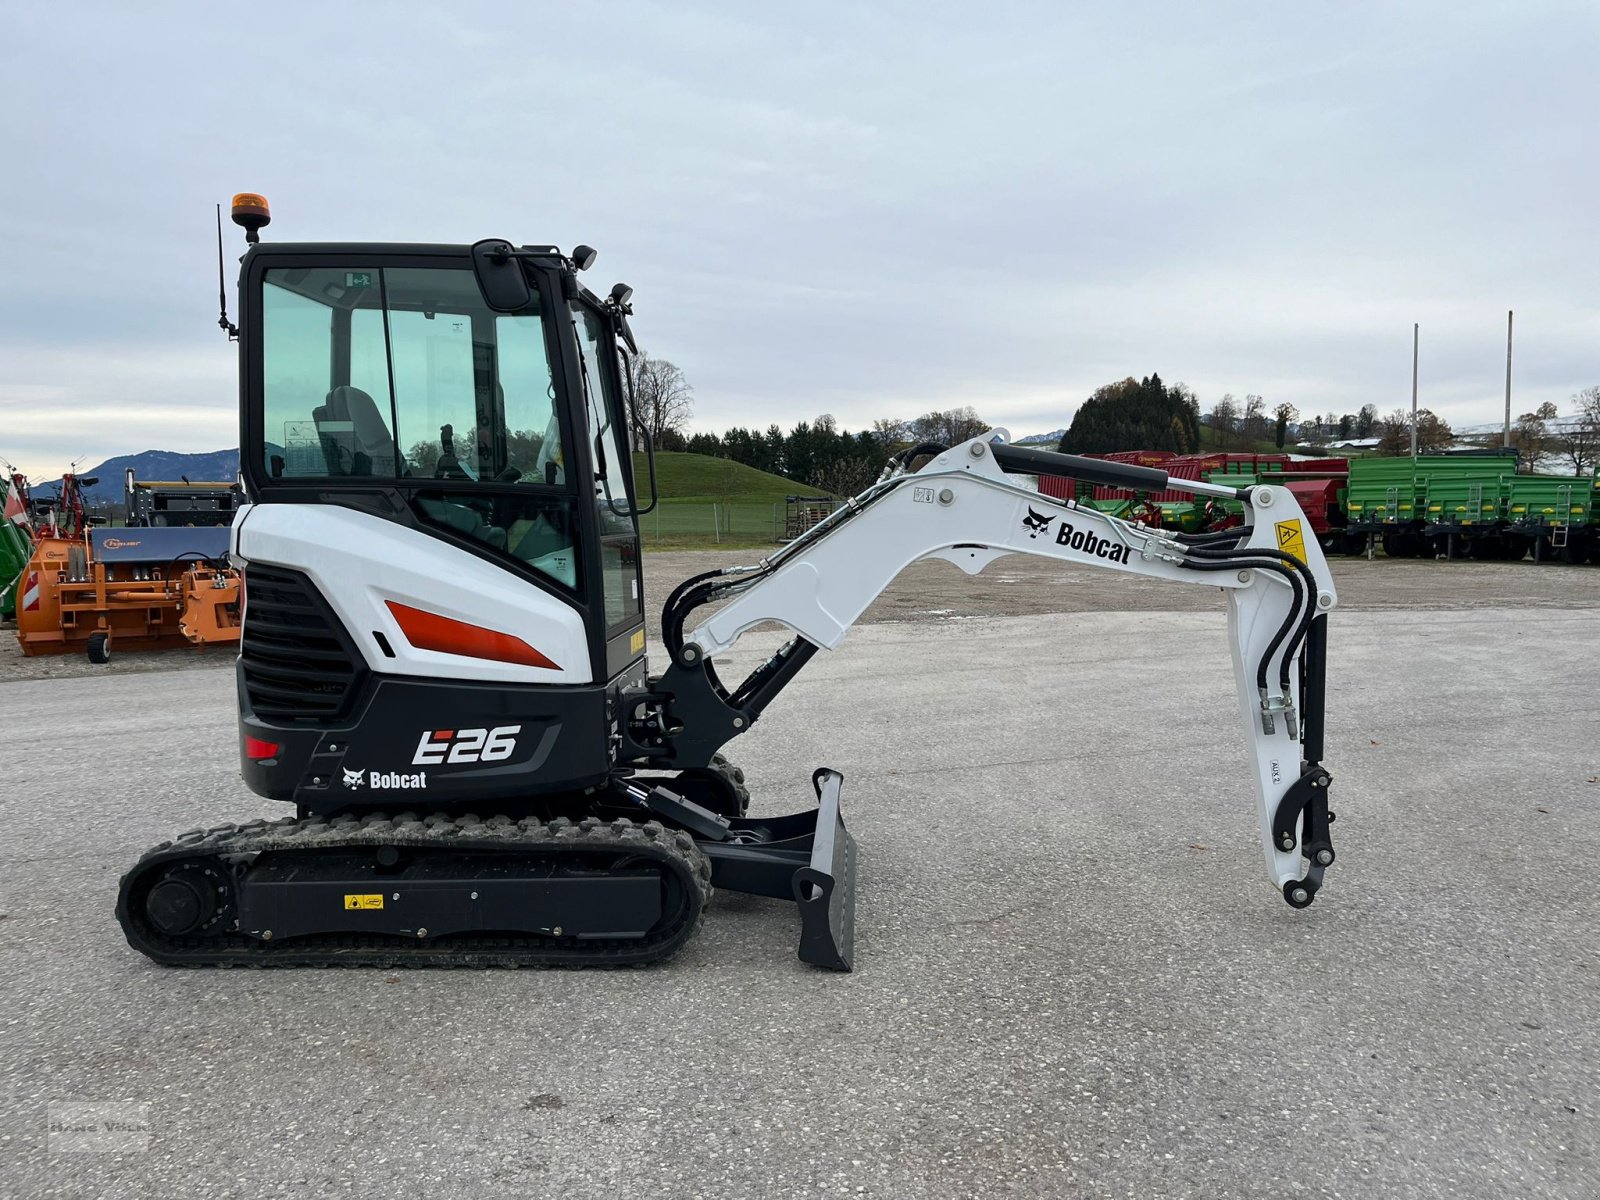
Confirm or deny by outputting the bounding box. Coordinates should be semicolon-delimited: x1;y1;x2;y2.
569;300;645;678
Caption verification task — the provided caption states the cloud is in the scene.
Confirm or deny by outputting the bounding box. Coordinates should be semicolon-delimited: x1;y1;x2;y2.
1;0;1595;475
0;343;234;479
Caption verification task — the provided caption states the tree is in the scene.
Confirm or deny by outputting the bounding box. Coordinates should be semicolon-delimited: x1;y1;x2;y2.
1416;409;1454;453
626;350;694;449
407;439;442;476
1243;394;1268;444
762;424;786;475
1337;414;1354;439
1355;404;1378;438
1377;408;1454;456
1376;409;1410;456
813;456;878;497
786;420;816;486
1509;401;1559;469
1273;402;1298;450
1208;394;1240;450
1060;374;1199;455
686;431;724;457
908;407;989;446
870;417;908;448
1551;386;1600;474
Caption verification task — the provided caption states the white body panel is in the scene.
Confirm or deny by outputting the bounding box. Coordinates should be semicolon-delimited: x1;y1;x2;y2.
687;433;1339;897
233;503;591;685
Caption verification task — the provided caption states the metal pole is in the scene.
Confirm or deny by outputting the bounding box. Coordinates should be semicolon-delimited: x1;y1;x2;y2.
1503;309;1513;449
1410;323;1419;459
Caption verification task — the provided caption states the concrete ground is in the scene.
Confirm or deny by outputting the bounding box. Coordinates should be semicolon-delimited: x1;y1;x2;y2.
1;558;1597;1198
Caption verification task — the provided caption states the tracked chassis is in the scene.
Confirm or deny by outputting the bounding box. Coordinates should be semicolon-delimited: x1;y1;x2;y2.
117;765;859;971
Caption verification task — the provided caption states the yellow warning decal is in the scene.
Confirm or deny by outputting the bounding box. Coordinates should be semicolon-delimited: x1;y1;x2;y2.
630;629;645;654
344;894;384;910
1275;519;1307;562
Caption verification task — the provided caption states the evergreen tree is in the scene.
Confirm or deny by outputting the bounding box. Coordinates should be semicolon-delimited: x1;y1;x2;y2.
1059;375;1199;455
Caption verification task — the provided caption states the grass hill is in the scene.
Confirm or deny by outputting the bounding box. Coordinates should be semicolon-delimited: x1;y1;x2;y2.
634;452;826;504
1196;425;1285;455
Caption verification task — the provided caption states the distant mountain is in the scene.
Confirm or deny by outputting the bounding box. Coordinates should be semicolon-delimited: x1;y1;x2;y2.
1014;429;1066;447
77;449;239;502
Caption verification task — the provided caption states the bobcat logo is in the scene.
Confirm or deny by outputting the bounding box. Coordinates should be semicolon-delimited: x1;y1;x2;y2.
1022;506;1054;538
343;768;366;789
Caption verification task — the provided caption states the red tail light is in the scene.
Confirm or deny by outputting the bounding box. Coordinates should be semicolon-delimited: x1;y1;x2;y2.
244;736;280;760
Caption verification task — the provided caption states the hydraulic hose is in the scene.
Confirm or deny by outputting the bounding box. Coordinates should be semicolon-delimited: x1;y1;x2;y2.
661;568;725;659
1176;553;1304;698
1187;543;1320;692
894;442;947;468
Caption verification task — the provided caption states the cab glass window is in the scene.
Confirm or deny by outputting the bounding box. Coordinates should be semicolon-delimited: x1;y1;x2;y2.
257;264;578;590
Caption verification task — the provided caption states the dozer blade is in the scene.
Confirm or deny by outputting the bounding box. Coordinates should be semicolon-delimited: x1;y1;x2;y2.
696;766;858;972
794;767;857;971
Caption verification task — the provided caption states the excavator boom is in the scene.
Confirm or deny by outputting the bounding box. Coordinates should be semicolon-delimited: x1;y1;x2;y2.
627;430;1338;909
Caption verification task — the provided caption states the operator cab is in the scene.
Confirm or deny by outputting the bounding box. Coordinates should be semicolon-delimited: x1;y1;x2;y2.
237;235;650;681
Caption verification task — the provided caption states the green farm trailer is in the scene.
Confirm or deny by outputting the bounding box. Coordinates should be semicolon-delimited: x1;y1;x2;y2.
1344;454;1597;563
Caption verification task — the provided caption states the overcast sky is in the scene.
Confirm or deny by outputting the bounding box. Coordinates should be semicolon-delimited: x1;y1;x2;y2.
2;1;1596;480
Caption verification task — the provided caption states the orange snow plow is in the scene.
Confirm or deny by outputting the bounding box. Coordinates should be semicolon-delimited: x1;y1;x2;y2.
15;526;240;663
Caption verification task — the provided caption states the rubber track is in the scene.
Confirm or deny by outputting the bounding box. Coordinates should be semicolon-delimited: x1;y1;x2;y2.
116;811;713;969
703;753;751;816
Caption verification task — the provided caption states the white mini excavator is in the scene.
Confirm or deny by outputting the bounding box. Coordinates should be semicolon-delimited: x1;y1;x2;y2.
117;196;1339;972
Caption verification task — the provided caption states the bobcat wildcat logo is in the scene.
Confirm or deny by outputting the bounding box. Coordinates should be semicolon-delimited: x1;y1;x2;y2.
1021;507;1054;538
1055;521;1133;564
343;767;428;790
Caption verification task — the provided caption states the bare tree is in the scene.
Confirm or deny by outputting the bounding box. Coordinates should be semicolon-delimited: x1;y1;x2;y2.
1416;409;1454;453
870;417;907;447
1551;386;1600;474
908;407;989;446
625;350;694;449
813;456;877;498
1377;407;1454;456
1208;394;1240;450
1376;409;1411;456
1242;394;1268;444
1509;401;1559;469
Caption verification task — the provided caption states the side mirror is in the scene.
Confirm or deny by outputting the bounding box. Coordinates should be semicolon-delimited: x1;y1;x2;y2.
470;239;533;312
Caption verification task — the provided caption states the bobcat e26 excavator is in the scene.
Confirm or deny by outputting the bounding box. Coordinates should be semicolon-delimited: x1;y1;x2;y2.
116;195;1340;973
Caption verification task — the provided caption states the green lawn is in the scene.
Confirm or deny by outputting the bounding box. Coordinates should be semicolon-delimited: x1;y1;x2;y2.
632;452;830;504
630;452;833;548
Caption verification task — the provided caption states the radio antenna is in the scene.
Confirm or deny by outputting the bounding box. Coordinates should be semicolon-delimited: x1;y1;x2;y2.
216;204;238;340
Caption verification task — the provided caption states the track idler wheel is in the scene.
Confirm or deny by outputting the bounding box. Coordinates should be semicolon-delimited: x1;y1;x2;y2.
143;861;234;937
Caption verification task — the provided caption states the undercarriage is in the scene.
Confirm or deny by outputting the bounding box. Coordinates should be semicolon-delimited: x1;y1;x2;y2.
119;758;859;970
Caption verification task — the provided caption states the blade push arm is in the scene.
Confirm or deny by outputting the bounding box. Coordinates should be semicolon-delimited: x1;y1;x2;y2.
624;431;1340;906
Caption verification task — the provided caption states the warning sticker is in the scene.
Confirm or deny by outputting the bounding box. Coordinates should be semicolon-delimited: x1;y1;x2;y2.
630;629;645;654
344;894;384;910
1275;520;1307;562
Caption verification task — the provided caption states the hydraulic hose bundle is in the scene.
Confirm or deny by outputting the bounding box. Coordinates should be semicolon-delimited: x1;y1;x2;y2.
1172;519;1320;728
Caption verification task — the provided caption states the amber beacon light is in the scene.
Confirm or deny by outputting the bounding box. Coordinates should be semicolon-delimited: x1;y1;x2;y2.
231;193;271;242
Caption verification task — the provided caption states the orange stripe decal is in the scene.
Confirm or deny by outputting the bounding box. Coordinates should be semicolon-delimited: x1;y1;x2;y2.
386;601;558;669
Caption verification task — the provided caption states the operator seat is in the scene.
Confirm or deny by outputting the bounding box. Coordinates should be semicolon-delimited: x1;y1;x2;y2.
313;386;394;476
